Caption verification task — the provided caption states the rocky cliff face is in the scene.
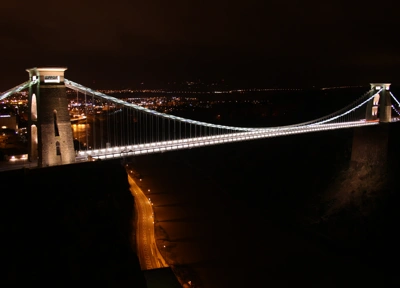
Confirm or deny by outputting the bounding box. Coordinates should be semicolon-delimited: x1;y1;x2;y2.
323;123;399;217
309;122;400;285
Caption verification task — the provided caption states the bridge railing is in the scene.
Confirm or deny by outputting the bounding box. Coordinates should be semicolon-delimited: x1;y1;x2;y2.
65;79;389;151
78;120;379;160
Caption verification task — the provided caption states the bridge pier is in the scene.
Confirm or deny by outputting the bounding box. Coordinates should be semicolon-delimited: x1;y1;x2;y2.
354;83;396;172
350;120;400;185
351;124;389;170
335;121;399;216
26;67;75;167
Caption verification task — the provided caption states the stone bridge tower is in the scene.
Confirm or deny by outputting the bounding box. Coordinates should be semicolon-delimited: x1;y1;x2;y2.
365;83;391;122
27;67;75;167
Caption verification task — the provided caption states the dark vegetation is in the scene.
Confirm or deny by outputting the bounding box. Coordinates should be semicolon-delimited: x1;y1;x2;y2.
1;160;147;287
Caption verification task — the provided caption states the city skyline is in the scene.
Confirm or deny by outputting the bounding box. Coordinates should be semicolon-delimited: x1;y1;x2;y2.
1;1;399;91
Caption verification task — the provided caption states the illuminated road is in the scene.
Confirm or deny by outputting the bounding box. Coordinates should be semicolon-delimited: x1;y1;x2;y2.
128;174;168;270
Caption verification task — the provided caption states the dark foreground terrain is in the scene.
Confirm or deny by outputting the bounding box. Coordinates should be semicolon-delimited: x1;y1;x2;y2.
1;160;147;287
129;122;400;287
1;122;399;287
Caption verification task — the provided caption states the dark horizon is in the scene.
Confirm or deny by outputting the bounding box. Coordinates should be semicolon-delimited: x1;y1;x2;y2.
1;63;398;92
1;1;399;90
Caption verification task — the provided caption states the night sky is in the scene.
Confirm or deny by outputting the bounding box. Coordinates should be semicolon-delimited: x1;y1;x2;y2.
1;0;399;90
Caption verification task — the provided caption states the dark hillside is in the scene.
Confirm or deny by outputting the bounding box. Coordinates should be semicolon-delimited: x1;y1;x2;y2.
1;160;146;287
128;122;400;287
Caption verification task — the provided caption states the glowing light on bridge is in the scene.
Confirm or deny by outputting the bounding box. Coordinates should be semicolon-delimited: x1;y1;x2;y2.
76;121;378;160
1;77;398;165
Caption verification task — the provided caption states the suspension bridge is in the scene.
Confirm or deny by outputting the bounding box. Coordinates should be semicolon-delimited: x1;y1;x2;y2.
0;67;399;168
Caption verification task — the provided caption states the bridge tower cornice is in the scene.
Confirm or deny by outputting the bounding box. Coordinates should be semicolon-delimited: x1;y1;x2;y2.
26;67;67;84
370;83;391;91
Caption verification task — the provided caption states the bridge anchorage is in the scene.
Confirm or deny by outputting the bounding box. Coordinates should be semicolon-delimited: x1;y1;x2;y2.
0;67;399;168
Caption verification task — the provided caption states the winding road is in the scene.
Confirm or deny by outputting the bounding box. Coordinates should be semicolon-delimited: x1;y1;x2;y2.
128;174;168;270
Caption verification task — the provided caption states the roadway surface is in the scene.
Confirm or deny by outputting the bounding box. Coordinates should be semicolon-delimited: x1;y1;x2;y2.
128;174;168;270
1;119;399;172
0;159;37;172
81;120;381;160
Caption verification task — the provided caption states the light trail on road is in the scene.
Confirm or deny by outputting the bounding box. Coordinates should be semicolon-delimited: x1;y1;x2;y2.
128;174;168;270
